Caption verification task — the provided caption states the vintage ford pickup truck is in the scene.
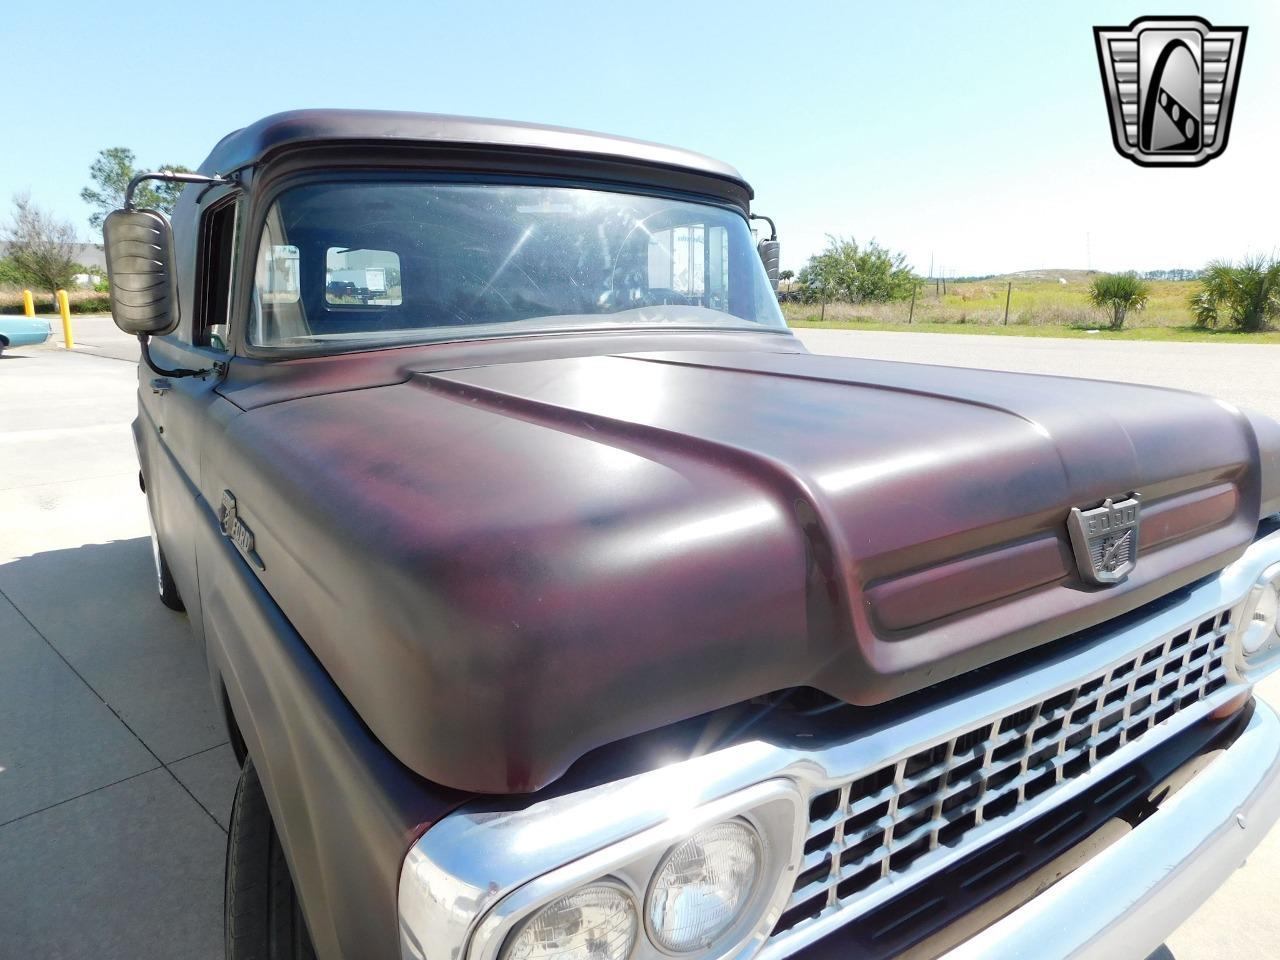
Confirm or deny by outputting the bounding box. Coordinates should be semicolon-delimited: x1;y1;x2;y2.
101;111;1280;960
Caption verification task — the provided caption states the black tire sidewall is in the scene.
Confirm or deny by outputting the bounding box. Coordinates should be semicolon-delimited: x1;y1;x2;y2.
225;758;316;960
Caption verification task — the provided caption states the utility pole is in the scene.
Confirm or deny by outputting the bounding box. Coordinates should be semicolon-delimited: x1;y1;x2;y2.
908;283;917;324
1003;281;1012;324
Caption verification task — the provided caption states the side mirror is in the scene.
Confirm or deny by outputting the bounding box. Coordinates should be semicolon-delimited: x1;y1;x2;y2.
757;238;781;292
102;208;178;336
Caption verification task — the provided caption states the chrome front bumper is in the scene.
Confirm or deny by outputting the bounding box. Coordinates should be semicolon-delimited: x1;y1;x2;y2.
399;528;1280;960
940;697;1280;960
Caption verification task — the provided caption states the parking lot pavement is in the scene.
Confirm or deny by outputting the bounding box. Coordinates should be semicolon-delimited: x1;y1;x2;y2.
1;328;1276;959
41;313;142;363
795;328;1280;422
0;345;232;959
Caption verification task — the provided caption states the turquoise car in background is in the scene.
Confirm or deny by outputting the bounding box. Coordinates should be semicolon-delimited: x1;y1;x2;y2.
0;316;52;355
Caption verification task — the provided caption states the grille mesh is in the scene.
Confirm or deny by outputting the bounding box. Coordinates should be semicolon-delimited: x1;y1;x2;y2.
773;608;1235;941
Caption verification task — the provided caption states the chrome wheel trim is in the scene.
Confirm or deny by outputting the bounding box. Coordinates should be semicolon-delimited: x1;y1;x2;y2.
147;513;164;594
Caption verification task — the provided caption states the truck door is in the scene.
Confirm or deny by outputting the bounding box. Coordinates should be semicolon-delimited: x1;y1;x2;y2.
143;195;238;638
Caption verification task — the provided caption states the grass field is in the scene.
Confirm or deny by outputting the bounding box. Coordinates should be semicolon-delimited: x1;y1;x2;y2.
782;269;1280;342
0;285;109;314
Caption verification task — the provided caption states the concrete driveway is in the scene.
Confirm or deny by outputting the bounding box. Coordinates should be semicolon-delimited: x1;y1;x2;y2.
796;328;1280;422
1;338;233;958
1;325;1277;959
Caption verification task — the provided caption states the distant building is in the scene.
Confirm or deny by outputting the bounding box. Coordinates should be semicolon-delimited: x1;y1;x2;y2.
0;241;106;270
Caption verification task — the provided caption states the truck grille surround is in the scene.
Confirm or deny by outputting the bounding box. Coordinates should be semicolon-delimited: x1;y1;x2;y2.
773;607;1234;943
398;532;1280;960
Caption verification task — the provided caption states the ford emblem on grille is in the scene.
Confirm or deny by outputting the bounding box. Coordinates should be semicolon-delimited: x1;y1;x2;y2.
1068;494;1142;585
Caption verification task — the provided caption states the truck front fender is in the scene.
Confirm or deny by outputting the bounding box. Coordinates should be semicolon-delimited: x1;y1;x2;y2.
197;505;468;960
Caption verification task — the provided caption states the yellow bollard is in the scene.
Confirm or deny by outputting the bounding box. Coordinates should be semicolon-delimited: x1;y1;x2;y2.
56;289;74;350
22;289;34;317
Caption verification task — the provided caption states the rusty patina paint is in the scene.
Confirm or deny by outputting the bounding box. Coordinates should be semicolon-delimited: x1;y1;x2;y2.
204;332;1267;793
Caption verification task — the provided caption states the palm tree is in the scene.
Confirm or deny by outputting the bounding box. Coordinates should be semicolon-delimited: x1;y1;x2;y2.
1189;289;1219;329
1192;257;1280;332
1088;272;1151;330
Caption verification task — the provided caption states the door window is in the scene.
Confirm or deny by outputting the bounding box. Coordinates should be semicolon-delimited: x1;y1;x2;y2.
196;200;237;351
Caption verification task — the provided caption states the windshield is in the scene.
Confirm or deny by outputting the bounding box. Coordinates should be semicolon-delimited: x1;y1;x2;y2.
247;181;785;350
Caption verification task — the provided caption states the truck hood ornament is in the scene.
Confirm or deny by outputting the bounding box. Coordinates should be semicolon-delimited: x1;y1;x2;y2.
1069;494;1142;585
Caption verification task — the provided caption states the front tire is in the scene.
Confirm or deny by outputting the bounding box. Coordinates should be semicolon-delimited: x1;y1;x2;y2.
225;758;317;960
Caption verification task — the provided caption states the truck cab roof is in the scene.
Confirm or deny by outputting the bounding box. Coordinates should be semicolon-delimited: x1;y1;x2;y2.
199;108;752;198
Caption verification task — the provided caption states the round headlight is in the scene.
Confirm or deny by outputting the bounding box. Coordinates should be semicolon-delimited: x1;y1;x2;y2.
1242;579;1279;656
645;819;764;953
503;883;638;960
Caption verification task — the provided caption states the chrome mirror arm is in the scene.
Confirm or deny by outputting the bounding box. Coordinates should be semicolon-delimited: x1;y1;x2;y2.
124;170;233;210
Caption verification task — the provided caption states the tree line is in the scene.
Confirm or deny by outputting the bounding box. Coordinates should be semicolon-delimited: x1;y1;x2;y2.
5;152;1279;332
790;236;1280;333
2;148;188;308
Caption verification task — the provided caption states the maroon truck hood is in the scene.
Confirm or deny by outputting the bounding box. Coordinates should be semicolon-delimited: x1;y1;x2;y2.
211;345;1267;793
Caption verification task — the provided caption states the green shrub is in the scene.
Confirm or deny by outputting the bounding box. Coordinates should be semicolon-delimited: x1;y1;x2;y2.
1088;273;1150;330
0;257;27;286
1192;257;1280;332
71;294;112;313
796;236;917;308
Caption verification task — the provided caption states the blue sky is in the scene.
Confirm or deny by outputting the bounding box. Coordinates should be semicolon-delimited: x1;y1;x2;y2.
4;0;1276;274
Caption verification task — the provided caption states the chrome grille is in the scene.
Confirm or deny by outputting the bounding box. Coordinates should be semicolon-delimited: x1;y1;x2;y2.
773;607;1235;941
